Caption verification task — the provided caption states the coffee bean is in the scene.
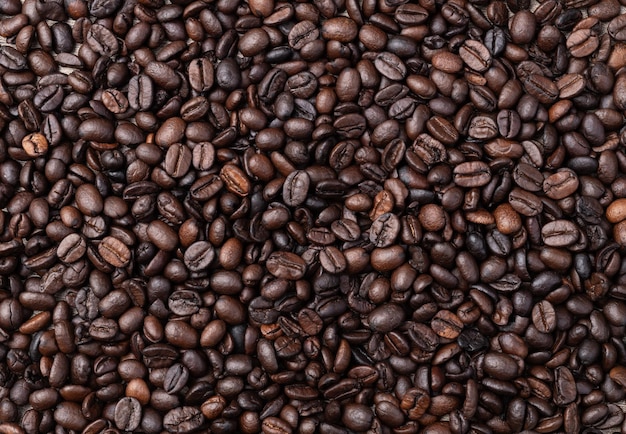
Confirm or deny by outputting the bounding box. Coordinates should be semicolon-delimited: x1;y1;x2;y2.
369;213;401;247
75;183;103;216
509;10;537;44
98;237;131;267
543;169;579;200
553;366;577;406
431;310;464;339
262;416;293;434
321;17;358;42
541;220;580;247
523;74;559;104
459;40;492;72
532;300;557;333
608;14;626;41
220;164;250;197
288;20;319;50
266;252;306;280
368;304;405;333
453;161;491;187
163;407;205;434
57;233;86;264
374;52;407;81
101;88;129;114
483;352;520;380
21;133;48;157
114;397;142;431
283;170;310;207
164;144;192;178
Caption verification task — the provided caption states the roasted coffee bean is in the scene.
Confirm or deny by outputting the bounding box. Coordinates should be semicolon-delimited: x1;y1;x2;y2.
453;162;491;187
459;40;492;72
541;220;580;247
114;397;142;431
164;144;192;178
543;169;579;200
283;170;310;207
266;252;306;280
163;407;205;434
532;300;557;333
368;304;405;333
98;237;131;268
21;133;48;157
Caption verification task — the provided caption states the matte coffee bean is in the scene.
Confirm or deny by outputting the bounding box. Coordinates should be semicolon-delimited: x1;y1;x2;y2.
608;14;626;41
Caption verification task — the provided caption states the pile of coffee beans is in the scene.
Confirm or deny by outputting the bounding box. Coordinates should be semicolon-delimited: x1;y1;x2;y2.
2;0;626;432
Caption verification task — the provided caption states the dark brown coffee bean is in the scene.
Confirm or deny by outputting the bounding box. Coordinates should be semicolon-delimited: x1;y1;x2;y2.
75;183;103;216
509;10;537;44
319;246;347;274
367;304;405;333
163;407;205;434
532;300;557;333
523;74;559;104
513;163;543;192
431;310;464;339
374;52;407;81
543;169;579;200
57;233;86;264
98;237;131;267
128;74;154;111
369;213;401;247
283;170;310;207
459;40;492;72
101;88;129;114
114;397;142;431
288;21;319;50
164;144;192;178
262;416;293;434
483;352;520;380
453;161;491;187
87;24;118;56
266;252;307;280
541;220;580;247
54;402;88;431
220;164;250;197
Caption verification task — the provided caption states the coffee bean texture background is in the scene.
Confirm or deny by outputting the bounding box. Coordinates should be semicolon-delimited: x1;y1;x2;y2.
2;0;626;433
